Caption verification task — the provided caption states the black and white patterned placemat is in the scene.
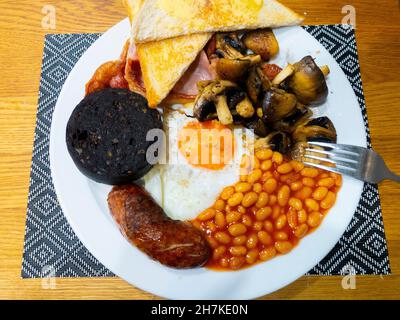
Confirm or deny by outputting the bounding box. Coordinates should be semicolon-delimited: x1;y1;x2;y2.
21;25;391;278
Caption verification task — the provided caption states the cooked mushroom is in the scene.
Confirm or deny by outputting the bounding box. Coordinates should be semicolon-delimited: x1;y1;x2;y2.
287;56;329;105
215;33;246;59
215;55;261;81
272;64;295;86
193;80;237;122
242;28;279;61
215;95;234;125
272;103;313;133
246;64;272;104
244;117;271;137
292;116;337;143
263;131;292;154
260;88;297;123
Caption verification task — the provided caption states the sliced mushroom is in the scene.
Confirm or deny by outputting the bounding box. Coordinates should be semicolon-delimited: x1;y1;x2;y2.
260;88;298;123
216;95;234;125
236;96;255;118
193;80;237;122
292;116;337;143
264;131;292;154
272;103;313;133
287;56;329;105
244;117;271;138
215;33;246;59
216;58;250;81
246;64;272;104
242;28;279;60
272;64;295;86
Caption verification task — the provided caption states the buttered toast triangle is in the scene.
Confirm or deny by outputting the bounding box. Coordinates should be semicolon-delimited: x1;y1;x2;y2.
123;0;212;107
133;0;304;43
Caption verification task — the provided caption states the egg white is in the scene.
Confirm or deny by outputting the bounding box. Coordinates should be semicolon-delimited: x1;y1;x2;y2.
143;105;253;221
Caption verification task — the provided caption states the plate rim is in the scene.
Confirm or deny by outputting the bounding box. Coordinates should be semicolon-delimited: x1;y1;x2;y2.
49;19;366;300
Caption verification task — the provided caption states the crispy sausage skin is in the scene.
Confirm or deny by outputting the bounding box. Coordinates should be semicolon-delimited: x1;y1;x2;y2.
108;184;211;269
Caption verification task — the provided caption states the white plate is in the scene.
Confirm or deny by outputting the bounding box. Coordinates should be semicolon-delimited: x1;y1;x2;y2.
50;19;366;300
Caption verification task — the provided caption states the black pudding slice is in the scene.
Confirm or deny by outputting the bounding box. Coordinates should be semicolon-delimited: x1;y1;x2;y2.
66;88;163;185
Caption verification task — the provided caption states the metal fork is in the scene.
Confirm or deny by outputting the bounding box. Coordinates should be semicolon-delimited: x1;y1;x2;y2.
301;141;400;184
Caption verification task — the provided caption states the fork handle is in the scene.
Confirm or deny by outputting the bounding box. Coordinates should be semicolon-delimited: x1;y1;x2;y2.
386;170;400;183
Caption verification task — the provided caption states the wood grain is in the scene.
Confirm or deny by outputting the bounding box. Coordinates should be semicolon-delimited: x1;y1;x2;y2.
0;0;399;300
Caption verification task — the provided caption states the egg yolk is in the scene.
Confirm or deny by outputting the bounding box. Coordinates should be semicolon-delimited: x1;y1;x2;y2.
178;120;235;170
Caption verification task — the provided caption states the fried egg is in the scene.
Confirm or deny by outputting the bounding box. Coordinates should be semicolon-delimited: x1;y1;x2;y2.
143;105;252;220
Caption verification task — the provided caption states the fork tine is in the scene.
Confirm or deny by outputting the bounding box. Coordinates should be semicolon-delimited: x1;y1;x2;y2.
303;161;357;176
303;154;358;170
307;141;363;155
304;147;360;162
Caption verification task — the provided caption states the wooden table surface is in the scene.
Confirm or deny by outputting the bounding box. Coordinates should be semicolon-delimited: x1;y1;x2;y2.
0;0;399;300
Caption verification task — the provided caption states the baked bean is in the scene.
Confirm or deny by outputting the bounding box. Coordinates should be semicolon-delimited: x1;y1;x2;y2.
213;246;227;260
215;212;226;228
257;231;273;245
197;208;216;221
215;231;231;244
241;215;253;227
277;185;290;206
237;205;246;214
263;220;274;233
253;221;264;231
220;257;229;268
228;192;244;207
259;247;276;261
272;151;283;164
263;178;278;193
302;177;315;187
318;177;335;188
253;183;262;193
228;223;247;236
235;182;251;193
255;148;273;160
297;209;308;224
207;236;219;249
312;187;328;201
294;224;309;238
290;181;303;191
321;191;336;209
269;195;277;206
294;186;313;200
242;192;259;207
274;231;288;241
226;211;241;223
290;160;304;172
307;211;321;227
221;186;235;200
272;205;281;220
275;214;287;230
275;241;293;254
191;220;201;230
246;234;258;249
277;163;293;174
229;256;246;269
246;249;259;264
256;192;269;208
214;199;226;211
333;174;342;187
233;236;247;246
248;169;262;184
301;167;319;178
261;171;273;183
206;221;217;232
253;157;260;170
229;246;247;256
261;159;273;171
289;197;303;210
305;198;320;212
287;208;298;228
255;207;272;221
240;175;248;182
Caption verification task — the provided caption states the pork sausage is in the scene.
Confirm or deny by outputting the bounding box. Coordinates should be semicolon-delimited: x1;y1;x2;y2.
108;184;211;269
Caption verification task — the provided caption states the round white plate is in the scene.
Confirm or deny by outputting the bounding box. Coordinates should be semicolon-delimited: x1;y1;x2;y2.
50;19;366;300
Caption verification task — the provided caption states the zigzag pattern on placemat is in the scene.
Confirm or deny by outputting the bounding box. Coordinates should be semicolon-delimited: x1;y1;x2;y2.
21;26;390;278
